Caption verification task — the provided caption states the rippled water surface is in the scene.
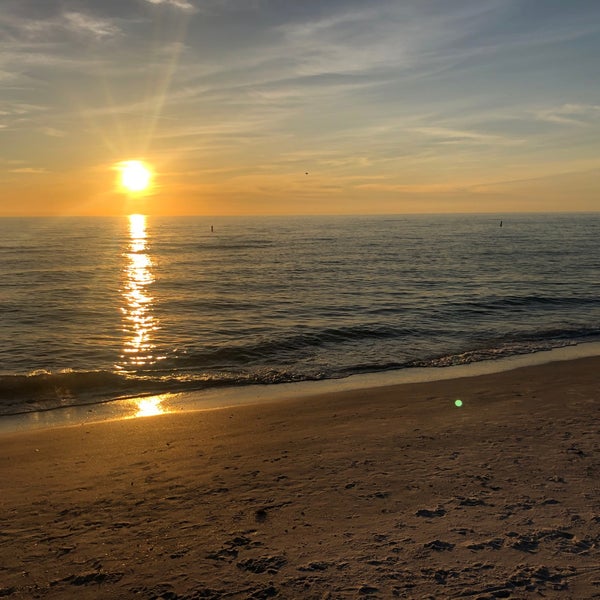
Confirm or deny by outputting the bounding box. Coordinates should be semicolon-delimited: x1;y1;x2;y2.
1;213;599;415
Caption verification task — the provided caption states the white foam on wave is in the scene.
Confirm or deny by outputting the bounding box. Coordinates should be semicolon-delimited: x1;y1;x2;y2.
3;341;600;434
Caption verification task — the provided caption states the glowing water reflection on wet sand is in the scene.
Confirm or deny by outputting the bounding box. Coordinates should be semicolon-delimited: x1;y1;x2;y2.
133;395;167;418
119;214;158;370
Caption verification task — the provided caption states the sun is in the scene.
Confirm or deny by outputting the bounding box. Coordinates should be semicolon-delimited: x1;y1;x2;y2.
118;160;152;193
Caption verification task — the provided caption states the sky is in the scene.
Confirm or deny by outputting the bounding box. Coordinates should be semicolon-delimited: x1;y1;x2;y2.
1;0;599;216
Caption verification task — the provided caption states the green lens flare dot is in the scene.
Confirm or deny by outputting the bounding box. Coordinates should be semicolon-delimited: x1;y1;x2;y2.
454;399;463;407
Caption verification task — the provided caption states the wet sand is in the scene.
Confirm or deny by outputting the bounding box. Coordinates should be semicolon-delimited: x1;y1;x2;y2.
1;356;599;599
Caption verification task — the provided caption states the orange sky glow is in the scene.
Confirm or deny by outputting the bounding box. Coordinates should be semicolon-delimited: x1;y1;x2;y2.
1;1;599;216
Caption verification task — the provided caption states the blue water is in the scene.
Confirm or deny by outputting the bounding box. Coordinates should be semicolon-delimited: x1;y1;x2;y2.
1;213;599;416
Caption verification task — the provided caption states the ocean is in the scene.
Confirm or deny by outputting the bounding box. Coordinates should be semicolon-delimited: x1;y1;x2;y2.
1;213;599;419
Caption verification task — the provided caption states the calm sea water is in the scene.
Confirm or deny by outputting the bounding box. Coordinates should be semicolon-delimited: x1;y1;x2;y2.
1;213;599;416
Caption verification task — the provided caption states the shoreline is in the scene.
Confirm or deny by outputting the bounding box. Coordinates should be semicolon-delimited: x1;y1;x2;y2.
2;341;600;434
1;350;599;598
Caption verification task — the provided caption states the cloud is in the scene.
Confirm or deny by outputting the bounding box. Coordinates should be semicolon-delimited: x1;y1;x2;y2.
144;0;197;12
410;126;524;146
275;7;415;78
270;1;525;82
0;7;120;41
0;101;47;121
356;182;468;195
536;104;600;127
9;167;48;174
0;69;20;83
63;11;119;38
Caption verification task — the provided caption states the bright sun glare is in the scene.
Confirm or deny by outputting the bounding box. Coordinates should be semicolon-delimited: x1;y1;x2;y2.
118;160;152;193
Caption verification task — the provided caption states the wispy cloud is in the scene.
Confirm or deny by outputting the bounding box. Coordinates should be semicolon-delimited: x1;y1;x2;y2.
144;0;197;12
9;167;48;174
535;104;600;127
0;8;120;41
63;11;119;38
410;126;524;147
356;182;468;195
0;101;48;129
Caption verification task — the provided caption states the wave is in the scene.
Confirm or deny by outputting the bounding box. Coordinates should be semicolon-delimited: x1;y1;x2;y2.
0;367;326;417
0;370;159;415
412;340;574;368
447;295;600;315
168;322;600;369
2;325;599;417
163;324;429;369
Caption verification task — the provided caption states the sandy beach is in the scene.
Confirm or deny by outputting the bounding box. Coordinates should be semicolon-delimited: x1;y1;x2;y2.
1;356;599;599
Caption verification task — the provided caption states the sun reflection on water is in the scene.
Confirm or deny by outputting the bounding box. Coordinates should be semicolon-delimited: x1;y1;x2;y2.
119;214;158;370
134;395;166;418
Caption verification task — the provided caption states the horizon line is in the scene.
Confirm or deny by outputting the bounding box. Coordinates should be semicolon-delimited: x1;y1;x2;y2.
2;210;599;219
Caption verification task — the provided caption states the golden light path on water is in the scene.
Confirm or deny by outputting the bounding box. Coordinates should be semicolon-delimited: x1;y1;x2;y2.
119;215;165;417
